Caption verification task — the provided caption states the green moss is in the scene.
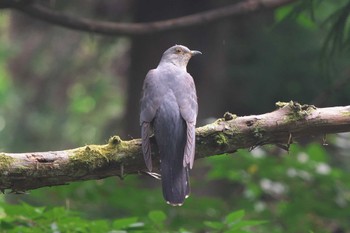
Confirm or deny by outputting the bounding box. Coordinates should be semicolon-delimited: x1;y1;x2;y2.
68;135;140;173
275;101;290;108
69;145;112;171
253;126;265;139
223;112;237;121
341;111;350;117
107;136;137;159
0;154;15;172
215;133;228;147
214;118;225;124
108;136;122;146
276;101;315;112
277;101;316;123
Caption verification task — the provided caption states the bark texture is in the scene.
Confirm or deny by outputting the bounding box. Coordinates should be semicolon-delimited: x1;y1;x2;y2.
0;102;349;192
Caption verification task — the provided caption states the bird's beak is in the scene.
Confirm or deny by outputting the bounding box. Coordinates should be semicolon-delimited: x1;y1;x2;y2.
190;50;202;56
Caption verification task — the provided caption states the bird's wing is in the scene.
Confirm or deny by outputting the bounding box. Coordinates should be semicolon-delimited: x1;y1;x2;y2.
140;69;164;171
140;69;163;124
184;121;196;169
141;122;152;171
175;73;198;169
175;73;198;124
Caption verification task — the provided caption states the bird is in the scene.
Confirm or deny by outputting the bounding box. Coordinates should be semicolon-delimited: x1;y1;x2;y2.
140;45;201;206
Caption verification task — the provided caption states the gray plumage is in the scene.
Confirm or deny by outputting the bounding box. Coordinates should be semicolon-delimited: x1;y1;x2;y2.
140;45;200;206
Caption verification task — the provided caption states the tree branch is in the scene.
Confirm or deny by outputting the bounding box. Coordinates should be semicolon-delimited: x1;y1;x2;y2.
6;0;298;36
0;102;349;192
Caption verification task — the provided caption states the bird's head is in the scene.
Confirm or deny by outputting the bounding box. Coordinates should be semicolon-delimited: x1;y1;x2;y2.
160;45;202;69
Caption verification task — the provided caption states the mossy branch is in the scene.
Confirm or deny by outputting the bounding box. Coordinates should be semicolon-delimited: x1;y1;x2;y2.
1;101;350;192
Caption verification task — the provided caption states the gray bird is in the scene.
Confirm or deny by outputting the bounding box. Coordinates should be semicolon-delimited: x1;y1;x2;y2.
140;45;201;206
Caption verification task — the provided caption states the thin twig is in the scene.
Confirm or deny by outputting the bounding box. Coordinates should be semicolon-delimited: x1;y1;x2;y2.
7;0;297;36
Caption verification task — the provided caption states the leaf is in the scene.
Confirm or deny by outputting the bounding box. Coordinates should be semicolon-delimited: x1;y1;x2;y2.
274;1;315;29
3;202;45;219
275;5;294;22
223;229;252;233
225;210;245;223
230;220;267;230
112;217;139;229
306;144;328;162
223;230;251;233
128;222;145;228
203;221;225;230
148;210;166;223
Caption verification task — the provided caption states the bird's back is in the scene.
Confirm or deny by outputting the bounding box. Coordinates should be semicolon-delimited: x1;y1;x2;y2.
140;45;200;206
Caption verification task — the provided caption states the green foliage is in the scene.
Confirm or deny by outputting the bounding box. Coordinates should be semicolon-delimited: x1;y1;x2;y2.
148;210;167;232
204;210;266;233
275;2;316;29
0;201;263;233
275;0;350;75
0;201;144;232
3;142;348;232
207;142;350;232
320;0;350;74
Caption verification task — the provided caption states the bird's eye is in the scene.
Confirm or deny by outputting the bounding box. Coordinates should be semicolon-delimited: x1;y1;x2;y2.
176;48;181;53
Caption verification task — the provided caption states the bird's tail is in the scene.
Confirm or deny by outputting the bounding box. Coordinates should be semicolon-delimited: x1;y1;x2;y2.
154;102;190;206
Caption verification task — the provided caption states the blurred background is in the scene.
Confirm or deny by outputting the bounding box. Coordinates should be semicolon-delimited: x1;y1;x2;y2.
0;0;350;232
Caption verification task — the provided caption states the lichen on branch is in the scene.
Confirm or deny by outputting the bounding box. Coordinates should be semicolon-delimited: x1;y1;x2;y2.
0;102;350;192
